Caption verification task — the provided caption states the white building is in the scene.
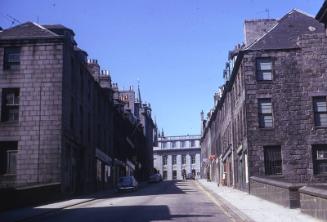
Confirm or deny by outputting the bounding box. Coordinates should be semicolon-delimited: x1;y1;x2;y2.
153;135;201;180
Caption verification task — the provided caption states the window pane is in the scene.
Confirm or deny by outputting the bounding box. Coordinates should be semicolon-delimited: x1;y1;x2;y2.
262;71;272;80
263;115;273;127
319;114;327;126
8;53;20;63
318;163;327;174
259;61;272;70
191;155;195;164
316;101;327;112
317;149;327;160
260;102;272;114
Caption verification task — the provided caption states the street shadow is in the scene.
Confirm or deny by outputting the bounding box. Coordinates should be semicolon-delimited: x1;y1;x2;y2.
0;181;203;222
28;205;215;222
115;180;197;197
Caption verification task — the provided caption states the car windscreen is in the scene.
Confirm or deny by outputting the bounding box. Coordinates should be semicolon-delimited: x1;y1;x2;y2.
119;177;131;183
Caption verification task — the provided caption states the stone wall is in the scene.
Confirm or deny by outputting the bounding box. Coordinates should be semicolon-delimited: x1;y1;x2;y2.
244;32;327;183
250;176;303;208
300;186;327;220
0;41;64;188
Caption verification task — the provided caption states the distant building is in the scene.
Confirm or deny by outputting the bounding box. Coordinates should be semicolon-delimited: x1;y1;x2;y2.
154;134;201;180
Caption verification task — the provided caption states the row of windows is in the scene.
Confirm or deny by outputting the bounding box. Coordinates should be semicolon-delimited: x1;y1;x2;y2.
160;140;198;149
162;155;196;165
162;169;197;180
257;96;327;128
264;145;327;175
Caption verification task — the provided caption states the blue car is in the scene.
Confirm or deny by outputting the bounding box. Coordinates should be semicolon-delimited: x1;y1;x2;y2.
117;176;138;192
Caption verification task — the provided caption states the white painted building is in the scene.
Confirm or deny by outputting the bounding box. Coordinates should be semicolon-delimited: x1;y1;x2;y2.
153;135;201;180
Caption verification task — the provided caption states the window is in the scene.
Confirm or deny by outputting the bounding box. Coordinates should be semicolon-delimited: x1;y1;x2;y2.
172;170;177;180
313;97;327;127
6;150;17;174
256;58;272;80
1;88;20;122
191;155;195;164
161;142;166;149
258;98;273;128
312;145;327;174
190;140;195;147
172;155;177;165
264;146;282;175
171;141;176;148
180;141;185;148
0;141;18;175
4;47;20;70
163;171;167;180
182;155;186;164
163;155;167;165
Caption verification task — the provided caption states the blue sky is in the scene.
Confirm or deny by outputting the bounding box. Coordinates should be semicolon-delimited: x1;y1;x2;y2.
1;0;324;136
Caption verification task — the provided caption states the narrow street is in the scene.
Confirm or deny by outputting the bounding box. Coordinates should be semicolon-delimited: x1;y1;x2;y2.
26;181;236;222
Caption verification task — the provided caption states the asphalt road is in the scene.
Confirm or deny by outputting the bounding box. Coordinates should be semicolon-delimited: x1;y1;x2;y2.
29;180;236;222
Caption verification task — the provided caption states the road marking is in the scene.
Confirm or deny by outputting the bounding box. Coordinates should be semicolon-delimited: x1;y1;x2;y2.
194;181;237;222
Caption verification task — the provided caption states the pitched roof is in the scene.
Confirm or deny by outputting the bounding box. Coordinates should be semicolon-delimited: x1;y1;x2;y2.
42;24;75;36
246;9;324;51
0;22;60;40
316;1;327;22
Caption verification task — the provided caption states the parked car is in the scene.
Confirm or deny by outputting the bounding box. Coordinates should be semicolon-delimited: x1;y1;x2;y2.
117;176;138;192
186;173;195;180
148;173;162;183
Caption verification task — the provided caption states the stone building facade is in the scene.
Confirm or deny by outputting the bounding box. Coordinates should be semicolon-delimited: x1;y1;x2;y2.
201;10;327;192
154;135;201;180
0;22;156;208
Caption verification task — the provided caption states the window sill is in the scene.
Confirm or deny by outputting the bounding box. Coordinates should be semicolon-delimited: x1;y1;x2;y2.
0;173;16;177
258;127;274;131
3;69;20;75
313;173;327;177
0;121;19;126
314;126;327;130
256;80;273;82
264;174;283;178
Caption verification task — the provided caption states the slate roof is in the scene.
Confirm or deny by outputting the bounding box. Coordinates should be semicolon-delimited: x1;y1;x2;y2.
246;9;325;51
316;1;327;22
42;24;75;36
0;22;60;40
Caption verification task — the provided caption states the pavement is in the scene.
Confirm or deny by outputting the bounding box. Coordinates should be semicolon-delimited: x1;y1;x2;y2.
197;179;323;222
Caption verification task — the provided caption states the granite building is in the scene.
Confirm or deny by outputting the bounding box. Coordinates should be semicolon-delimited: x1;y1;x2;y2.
0;22;116;195
201;9;327;193
0;22;156;208
154;134;201;180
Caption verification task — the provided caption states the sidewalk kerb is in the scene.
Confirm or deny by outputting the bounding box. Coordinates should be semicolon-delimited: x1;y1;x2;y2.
196;180;255;222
